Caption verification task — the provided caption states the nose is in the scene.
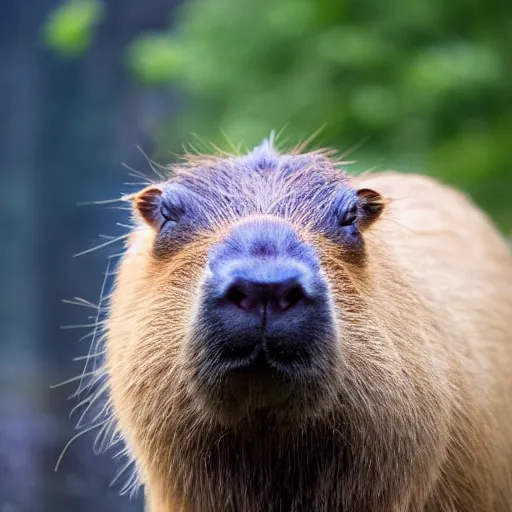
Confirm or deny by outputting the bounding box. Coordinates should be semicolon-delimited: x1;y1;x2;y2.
206;258;324;365
224;275;307;314
195;218;335;373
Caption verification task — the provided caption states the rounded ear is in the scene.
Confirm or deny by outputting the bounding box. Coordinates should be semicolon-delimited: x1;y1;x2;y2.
357;188;386;229
132;184;164;229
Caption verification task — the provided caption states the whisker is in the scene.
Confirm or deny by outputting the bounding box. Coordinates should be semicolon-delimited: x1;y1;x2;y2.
95;421;120;454
75;384;110;428
77;197;125;206
76;260;111;394
337;136;370;162
71;370;105;398
136;145;167;180
110;456;136;490
190;133;218;154
121;161;151;181
125;178;151;186
73;233;131;258
70;386;107;425
78;331;95;342
62;297;99;310
220;129;242;155
108;252;126;260
54;420;109;472
50;371;98;389
187;142;203;157
72;351;105;362
291;124;327;154
61;322;104;330
273;126;289;147
89;398;113;428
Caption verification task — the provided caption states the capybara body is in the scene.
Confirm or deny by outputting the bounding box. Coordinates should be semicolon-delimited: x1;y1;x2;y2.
105;142;512;511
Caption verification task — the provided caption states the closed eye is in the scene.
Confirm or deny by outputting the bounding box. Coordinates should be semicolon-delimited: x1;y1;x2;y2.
339;203;358;227
160;204;182;227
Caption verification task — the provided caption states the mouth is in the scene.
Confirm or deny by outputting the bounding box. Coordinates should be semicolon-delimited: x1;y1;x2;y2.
189;330;339;425
190;284;338;423
209;331;316;379
194;350;298;421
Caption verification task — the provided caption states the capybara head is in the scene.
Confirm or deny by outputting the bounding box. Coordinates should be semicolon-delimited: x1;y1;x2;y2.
111;141;386;425
106;141;472;510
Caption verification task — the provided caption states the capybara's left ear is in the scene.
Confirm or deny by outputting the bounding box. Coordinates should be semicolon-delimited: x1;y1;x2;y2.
132;184;164;230
357;188;386;229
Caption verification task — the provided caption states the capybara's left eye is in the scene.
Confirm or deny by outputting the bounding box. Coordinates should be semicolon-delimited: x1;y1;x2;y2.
159;202;183;228
133;183;192;233
338;203;358;227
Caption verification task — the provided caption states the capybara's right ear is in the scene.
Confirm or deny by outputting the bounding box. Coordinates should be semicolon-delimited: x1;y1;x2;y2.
132;185;164;229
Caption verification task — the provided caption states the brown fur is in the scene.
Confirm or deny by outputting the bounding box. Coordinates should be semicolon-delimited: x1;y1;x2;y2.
106;152;512;511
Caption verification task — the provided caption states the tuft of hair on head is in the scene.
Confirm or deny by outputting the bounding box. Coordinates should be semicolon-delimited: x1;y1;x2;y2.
245;132;281;169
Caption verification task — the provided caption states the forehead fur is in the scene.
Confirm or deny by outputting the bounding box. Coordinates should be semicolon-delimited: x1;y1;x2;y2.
165;139;354;230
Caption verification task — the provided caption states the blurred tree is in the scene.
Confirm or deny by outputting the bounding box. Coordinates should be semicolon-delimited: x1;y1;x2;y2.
43;0;512;232
43;0;104;57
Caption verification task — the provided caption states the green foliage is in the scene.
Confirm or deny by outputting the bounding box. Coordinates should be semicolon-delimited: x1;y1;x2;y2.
126;34;184;84
42;0;104;57
43;0;512;231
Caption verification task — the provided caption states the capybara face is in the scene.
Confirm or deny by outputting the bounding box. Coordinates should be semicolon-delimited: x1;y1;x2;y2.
116;142;385;427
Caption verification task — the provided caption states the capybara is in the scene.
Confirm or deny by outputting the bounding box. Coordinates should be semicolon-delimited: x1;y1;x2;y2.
102;140;512;511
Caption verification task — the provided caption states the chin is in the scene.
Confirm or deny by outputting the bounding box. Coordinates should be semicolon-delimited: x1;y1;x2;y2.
186;335;341;427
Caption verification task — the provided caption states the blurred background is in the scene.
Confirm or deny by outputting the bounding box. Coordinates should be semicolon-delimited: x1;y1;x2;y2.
1;0;511;510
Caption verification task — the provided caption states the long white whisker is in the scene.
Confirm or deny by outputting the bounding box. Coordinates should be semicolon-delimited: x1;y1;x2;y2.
121;162;152;183
73;233;131;258
62;297;99;310
135;144;166;180
94;421;120;454
108;252;126;260
110;456;136;490
54;420;109;472
50;371;98;389
70;370;105;397
72;351;105;362
78;331;95;342
75;384;110;428
61;322;105;330
76;260;111;394
77;197;126;206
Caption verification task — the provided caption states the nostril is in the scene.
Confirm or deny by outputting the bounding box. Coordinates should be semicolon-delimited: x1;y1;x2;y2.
225;282;251;310
278;284;305;312
222;277;307;313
